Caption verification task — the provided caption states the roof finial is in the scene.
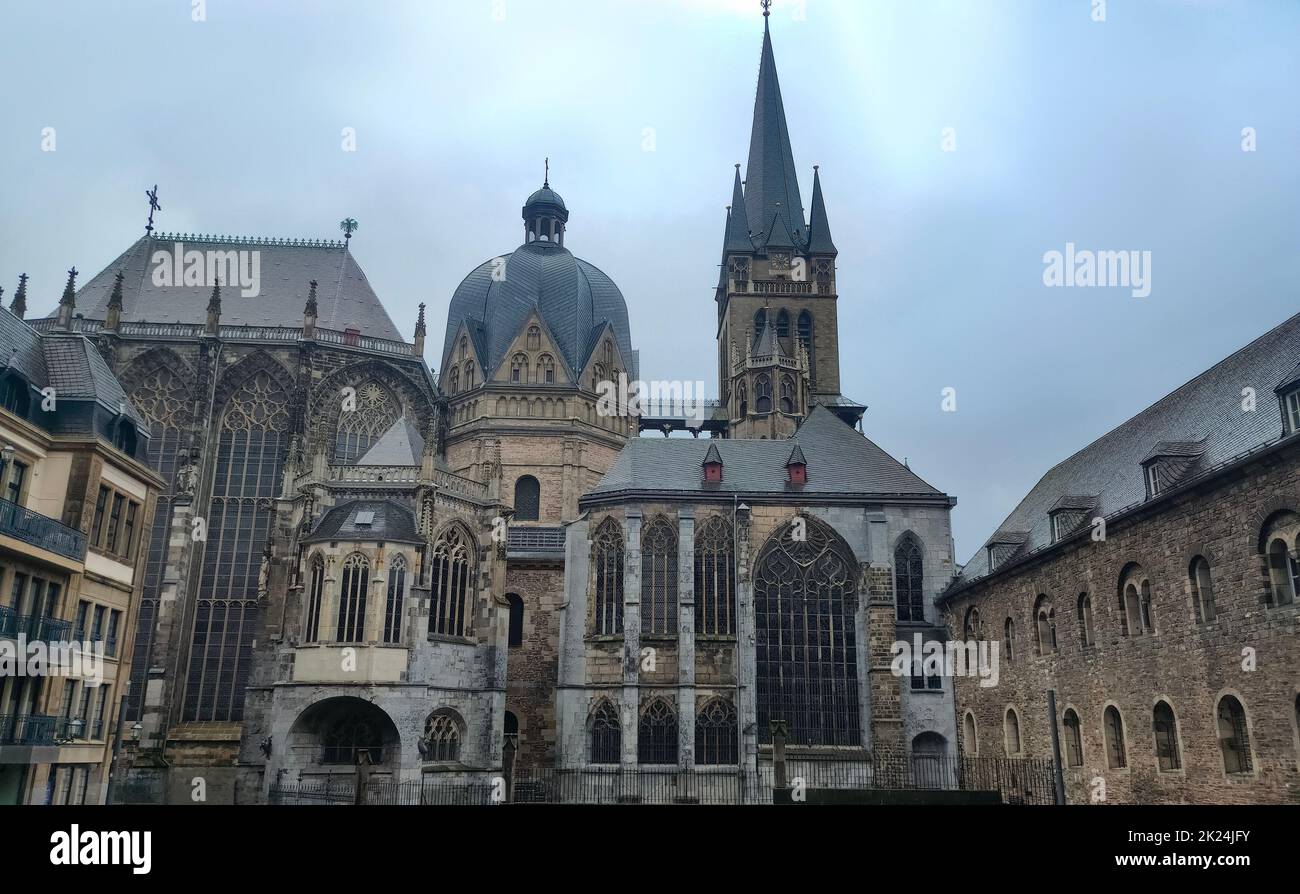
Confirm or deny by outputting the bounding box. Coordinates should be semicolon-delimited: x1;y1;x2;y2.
339;217;358;242
544;157;550;188
11;274;28;319
761;0;771;24
144;184;162;236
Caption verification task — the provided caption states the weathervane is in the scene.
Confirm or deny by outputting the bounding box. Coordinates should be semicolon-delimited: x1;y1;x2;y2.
544;157;549;188
339;217;359;242
144;185;162;236
761;0;771;17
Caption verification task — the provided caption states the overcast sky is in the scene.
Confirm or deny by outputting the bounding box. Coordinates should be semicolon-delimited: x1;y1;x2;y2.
1;0;1297;561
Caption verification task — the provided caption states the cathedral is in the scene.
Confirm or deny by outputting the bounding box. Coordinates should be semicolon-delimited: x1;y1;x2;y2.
18;12;957;804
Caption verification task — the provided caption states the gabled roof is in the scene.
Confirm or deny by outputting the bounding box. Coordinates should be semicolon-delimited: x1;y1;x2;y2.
785;442;807;466
56;234;404;341
585;406;946;500
703;443;723;465
743;19;807;251
952;311;1300;588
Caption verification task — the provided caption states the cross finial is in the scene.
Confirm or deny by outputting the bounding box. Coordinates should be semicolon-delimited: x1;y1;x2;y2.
145;185;162;236
544;157;549;188
761;0;771;17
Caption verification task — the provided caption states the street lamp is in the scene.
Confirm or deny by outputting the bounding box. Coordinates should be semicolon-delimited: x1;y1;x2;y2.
130;722;143;742
0;443;14;502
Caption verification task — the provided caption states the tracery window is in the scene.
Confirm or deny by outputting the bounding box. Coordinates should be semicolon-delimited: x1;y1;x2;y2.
894;535;925;622
591;518;624;636
463;360;475;391
776;308;790;339
779;375;795;414
337;553;370;642
423;713;461;762
695;698;738;765
640;516;678;636
755;374;772;414
962;606;982;640
1104;705;1127;768
755;516;860;747
383;554;406;644
303;554;325;643
526;326;541;351
538;354;555;384
510;353;528;383
185;369;288;722
1216;695;1251;774
694;517;735;636
430;525;474;638
736;380;748;417
334;382;399;465
797;311;814;385
589;700;620;764
637;698;678;765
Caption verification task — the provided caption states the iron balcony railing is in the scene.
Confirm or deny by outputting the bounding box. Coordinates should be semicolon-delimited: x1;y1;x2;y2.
507;526;567;554
0;714;57;746
0;608;73;643
0;498;87;562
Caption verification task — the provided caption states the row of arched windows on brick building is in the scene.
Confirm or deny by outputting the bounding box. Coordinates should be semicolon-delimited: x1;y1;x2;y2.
588;697;739;766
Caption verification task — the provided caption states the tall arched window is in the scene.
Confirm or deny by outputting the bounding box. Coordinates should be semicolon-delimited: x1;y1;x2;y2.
1003;617;1016;661
963;606;983;640
526;325;541;351
1264;514;1299;606
694;517;735;636
1004;707;1022;756
1062;709;1083;767
754;516;859;746
383;554;406;644
797;311;814;385
754;374;772;413
1153;700;1181;771
464;360;475;390
337;553;370;642
447;367;459;395
185;368;288;722
589;700;620;764
779;375;795;414
1033;594;1056;655
736;380;748;417
591;518;624;636
775;308;790;339
430;525;474;638
753;309;767;344
510;353;527;383
506;593;524;647
1118;564;1152;636
1104;705;1127;769
1189;556;1215;623
638;699;678;765
962;712;978;755
640;517;678;636
1077;593;1095;647
538;354;555;384
1216;695;1252;774
334;382;399;464
513;475;540;522
695;698;738;765
894;535;925;622
423;712;461;763
304;555;325;644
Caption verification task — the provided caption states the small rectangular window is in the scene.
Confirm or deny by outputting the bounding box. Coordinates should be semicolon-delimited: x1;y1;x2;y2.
105;493;125;553
1145;464;1161;498
122;501;138;558
91;486;110;546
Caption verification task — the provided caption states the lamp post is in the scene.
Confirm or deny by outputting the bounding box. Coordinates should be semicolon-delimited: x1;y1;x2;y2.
0;443;14;504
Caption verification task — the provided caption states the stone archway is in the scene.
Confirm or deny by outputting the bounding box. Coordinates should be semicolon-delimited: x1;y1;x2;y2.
285;696;401;775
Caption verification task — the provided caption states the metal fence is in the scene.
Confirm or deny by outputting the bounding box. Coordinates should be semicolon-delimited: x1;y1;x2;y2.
269;776;496;806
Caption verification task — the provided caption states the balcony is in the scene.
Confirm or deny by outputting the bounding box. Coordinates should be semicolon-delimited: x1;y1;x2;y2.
0;498;87;563
508;526;567;556
0;606;73;642
0;714;57;746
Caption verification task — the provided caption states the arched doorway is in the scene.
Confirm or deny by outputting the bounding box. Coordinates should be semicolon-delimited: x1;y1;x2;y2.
286;697;401;776
754;515;861;747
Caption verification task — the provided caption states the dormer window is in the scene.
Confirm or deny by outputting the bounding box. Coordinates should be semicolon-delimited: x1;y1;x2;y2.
1140;441;1205;500
0;372;30;417
113;420;137;456
702;443;723;484
1285;388;1300;435
1145;462;1162;498
785;443;806;485
986;531;1028;573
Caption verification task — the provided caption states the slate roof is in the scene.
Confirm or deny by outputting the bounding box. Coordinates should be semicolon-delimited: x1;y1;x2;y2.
0;306;146;430
743;19;808;251
55;234;404;341
951;311;1300;589
442;238;635;382
304;499;419;544
584;406;946;500
356;417;425;466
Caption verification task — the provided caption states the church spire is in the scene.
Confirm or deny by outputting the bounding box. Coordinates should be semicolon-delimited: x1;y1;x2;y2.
807;165;837;255
10;273;28;320
724;165;753;253
56;266;78;330
744;10;805;250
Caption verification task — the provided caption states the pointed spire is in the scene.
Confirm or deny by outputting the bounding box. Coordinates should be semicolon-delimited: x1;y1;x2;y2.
413;302;427;356
56;267;78;329
105;270;125;330
807;165;837;255
11;274;27;319
304;279;318;318
205;278;222;334
724;165;753;253
785;442;807;484
744;14;806;250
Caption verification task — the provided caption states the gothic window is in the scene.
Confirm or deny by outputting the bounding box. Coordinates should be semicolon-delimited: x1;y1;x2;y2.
430;524;474;638
695;698;738;766
753;309;767;345
383;554;406;644
1104;706;1127;768
755;374;772;414
526;325;541;351
1217;695;1252;775
1118;564;1152;636
637;698;678;765
1004;707;1022;756
185;369;288;722
464;360;475;390
736;380;748;417
447;367;459;395
1077;593;1095;647
336;553;370;643
322;714;383;765
589;700;620;764
754;516;860;747
125;364;189;721
591;518;624;636
538;354;555;384
1189;556;1215;623
1003;617;1015;661
510;353;528;383
640;516;678;637
1153;701;1181;771
894;535;925;622
797;311;814;385
694;517;735;636
304;555;325;644
514;475;540;521
776;308;790;339
962;712;978;755
459;337;467;361
962;607;982;640
1062;709;1083;767
779;375;795;414
334;382;400;465
506;593;524;647
1033;594;1057;655
423;713;461;763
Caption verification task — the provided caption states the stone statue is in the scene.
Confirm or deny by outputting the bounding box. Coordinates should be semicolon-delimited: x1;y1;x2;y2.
175;449;199;497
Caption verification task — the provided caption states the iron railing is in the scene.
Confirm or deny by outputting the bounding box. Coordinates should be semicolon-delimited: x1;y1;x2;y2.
507;526;567;553
0;610;73;643
0;497;87;561
269;776;495;806
0;714;57;746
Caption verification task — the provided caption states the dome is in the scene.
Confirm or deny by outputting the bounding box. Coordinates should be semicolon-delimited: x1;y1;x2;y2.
442;239;635;384
524;185;568;220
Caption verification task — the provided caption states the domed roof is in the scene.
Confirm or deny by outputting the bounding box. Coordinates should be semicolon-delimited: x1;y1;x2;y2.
525;185;567;213
442;238;635;383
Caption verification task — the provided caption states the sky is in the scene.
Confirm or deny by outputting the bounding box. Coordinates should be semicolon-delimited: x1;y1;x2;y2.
1;0;1297;562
